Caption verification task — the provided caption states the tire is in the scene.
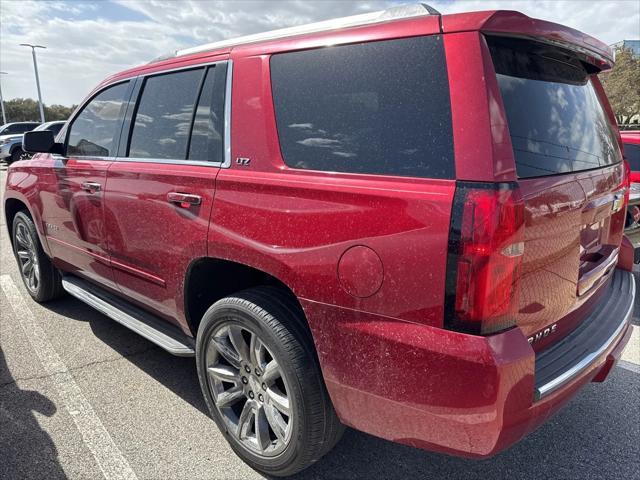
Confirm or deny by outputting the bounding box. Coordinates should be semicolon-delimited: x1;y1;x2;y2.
12;211;64;302
10;147;24;164
196;286;343;477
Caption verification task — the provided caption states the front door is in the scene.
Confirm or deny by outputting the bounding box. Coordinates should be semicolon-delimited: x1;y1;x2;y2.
104;61;228;328
46;81;132;290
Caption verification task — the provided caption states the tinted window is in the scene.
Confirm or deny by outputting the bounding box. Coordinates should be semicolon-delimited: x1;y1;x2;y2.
67;82;129;157
188;64;227;162
488;36;622;178
47;123;64;136
625;143;640;171
270;35;453;178
6;123;38;134
34;122;64;135
129;68;203;159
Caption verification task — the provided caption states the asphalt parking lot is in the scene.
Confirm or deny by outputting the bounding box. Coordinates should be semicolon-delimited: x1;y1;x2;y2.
1;163;639;480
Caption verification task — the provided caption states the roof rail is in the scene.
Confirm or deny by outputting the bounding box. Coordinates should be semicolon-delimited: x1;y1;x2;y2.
152;3;440;62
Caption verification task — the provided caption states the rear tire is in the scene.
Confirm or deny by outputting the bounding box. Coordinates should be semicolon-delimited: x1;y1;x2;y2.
12;211;64;302
196;286;343;476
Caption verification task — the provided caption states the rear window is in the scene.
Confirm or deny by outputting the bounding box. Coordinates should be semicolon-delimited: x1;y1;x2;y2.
624;143;640;171
488;36;622;178
270;35;453;178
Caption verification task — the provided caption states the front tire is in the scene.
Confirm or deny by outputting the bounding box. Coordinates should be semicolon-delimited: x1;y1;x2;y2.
12;211;64;302
196;287;343;476
10;147;24;164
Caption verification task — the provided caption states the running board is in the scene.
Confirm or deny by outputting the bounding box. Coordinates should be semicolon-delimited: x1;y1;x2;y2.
62;275;195;357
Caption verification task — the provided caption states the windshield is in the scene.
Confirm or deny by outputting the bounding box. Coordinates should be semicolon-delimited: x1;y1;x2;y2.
488;36;622;179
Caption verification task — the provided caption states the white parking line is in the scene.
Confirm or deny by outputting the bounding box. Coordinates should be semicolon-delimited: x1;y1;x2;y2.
0;275;138;480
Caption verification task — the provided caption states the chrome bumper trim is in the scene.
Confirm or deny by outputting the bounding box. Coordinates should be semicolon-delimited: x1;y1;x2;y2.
535;273;635;400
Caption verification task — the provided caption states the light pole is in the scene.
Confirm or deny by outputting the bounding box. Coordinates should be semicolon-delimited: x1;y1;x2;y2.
19;43;46;123
0;72;7;125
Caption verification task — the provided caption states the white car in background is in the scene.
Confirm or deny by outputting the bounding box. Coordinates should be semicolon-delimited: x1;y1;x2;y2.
0;121;65;163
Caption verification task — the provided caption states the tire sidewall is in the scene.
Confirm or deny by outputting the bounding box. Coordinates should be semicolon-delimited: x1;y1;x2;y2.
10;147;23;163
12;212;44;299
196;300;311;475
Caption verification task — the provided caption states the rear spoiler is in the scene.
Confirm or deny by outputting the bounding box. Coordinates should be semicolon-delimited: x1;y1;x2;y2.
442;10;614;71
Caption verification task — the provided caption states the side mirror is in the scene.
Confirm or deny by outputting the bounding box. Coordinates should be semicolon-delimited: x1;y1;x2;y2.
23;130;62;154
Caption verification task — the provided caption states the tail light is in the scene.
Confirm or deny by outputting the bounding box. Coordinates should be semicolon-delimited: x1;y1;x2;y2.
623;159;631;207
444;182;525;335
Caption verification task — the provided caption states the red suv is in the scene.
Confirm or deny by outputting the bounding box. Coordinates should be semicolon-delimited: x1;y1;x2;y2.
621;130;640;264
4;5;636;476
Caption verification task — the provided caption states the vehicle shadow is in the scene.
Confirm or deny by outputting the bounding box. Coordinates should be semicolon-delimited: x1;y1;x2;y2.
41;295;208;415
40;295;639;480
0;346;67;480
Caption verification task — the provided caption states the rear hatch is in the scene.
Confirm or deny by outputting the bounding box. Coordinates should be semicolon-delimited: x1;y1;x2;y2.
487;35;626;348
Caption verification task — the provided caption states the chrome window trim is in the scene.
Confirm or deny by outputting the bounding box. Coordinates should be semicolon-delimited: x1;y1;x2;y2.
112;157;224;168
223;59;232;168
535;273;636;400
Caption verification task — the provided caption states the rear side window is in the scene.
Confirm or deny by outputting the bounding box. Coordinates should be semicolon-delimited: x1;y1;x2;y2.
129;68;203;159
488;36;622;178
188;64;227;162
67;82;129;157
624;143;640;171
270;35;453;178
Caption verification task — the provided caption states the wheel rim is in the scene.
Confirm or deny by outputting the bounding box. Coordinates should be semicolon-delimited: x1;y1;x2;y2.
15;222;40;293
205;323;293;457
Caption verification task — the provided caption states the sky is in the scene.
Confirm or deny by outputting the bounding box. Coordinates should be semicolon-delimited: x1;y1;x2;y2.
1;0;639;106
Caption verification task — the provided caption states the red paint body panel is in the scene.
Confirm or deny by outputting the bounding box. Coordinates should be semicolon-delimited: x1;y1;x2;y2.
103;161;218;332
3;8;634;462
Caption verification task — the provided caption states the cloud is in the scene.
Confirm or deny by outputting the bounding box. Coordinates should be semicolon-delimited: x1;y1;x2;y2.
0;0;638;108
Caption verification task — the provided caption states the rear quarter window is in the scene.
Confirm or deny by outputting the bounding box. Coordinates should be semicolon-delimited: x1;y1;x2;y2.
270;35;454;179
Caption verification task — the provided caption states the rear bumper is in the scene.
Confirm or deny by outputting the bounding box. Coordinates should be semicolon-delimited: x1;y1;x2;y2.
303;269;635;458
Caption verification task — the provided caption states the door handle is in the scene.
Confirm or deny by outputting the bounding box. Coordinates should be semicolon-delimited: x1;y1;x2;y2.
81;181;101;193
167;192;202;208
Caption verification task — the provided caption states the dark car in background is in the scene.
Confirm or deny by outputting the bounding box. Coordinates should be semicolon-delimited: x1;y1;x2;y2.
1;121;65;163
621;130;640;265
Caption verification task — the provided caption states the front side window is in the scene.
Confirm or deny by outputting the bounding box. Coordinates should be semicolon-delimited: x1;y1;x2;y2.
128;68;203;160
270;35;454;178
67;82;129;157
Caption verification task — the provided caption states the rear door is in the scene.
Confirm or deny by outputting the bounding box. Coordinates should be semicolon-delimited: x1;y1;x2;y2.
45;81;131;289
487;36;626;345
104;61;228;327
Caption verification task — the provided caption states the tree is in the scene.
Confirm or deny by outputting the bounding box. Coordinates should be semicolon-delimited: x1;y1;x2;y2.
2;98;76;124
600;48;640;128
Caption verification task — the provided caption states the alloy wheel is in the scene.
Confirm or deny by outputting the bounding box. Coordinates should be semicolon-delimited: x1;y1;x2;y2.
15;222;40;293
205;323;293;457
